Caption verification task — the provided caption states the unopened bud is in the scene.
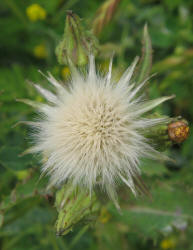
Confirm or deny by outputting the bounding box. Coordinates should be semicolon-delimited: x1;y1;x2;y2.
145;115;189;151
56;11;98;66
168;120;189;143
55;183;100;236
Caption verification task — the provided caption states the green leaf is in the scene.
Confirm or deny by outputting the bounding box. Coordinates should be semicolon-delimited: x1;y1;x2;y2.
141;159;169;176
112;186;193;240
1;206;53;236
135;24;152;85
0;213;3;228
0;170;48;211
0;146;35;171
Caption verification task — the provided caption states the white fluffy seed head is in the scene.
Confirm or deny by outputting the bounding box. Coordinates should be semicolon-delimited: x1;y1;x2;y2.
24;56;173;204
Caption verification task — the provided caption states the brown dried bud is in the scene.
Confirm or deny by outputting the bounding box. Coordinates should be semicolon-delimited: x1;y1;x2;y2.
168;121;189;143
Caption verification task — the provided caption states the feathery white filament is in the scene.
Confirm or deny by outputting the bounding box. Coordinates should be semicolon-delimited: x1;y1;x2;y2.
23;56;173;203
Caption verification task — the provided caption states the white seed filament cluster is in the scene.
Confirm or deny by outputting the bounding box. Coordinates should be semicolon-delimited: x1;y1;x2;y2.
21;56;173;205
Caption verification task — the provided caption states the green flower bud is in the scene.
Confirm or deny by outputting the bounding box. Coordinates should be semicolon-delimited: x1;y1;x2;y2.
55;183;100;236
145;114;189;151
56;11;98;66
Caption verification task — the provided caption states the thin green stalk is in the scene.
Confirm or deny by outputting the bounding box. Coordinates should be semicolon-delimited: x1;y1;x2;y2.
69;225;89;249
4;0;27;26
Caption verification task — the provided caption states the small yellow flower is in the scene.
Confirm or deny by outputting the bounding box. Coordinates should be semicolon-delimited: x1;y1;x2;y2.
33;44;47;59
15;170;29;180
61;67;71;79
98;207;111;224
36;96;44;102
160;238;176;249
26;4;46;22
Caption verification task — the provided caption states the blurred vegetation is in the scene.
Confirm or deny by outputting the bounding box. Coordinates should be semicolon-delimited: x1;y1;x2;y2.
0;0;193;249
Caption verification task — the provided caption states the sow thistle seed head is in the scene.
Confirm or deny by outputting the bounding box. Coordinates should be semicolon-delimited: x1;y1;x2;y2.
21;55;174;204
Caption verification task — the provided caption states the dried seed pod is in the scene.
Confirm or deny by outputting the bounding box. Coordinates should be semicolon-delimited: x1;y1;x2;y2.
168;121;189;143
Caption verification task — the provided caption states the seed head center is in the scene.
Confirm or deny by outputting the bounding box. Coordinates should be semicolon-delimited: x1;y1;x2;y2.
78;100;121;141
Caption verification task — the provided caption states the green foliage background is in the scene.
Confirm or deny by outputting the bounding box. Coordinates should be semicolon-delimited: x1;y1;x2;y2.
0;0;193;249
